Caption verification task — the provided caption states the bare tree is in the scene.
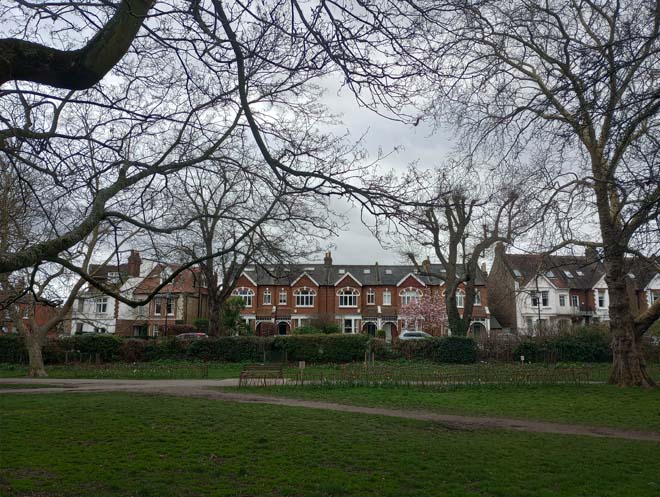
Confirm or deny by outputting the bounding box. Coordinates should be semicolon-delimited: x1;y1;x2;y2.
383;0;660;386
167;158;340;335
388;163;537;335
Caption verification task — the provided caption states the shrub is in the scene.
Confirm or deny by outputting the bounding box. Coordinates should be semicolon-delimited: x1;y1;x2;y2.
371;338;400;360
435;336;477;364
550;327;611;362
186;336;270;362
513;340;544;362
394;337;477;363
292;325;321;335
274;334;370;362
145;337;188;361
193;318;209;332
319;323;341;334
0;334;25;363
119;339;150;362
376;329;386;339
63;334;122;361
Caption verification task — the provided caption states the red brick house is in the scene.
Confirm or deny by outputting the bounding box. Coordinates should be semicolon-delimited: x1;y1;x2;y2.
232;252;491;339
0;294;60;335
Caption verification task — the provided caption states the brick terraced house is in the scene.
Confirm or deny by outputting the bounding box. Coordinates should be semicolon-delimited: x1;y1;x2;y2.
232;252;492;339
69;250;208;336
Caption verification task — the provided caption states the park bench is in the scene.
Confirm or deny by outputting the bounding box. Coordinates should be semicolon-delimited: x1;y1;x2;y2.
239;363;284;387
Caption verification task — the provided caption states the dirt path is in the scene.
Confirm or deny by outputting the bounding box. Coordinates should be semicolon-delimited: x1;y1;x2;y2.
2;378;659;443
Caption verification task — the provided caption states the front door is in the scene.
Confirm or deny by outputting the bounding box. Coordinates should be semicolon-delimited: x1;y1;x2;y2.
278;322;288;335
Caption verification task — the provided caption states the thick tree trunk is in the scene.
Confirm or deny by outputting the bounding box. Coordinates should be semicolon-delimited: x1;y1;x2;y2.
607;282;655;387
25;331;48;377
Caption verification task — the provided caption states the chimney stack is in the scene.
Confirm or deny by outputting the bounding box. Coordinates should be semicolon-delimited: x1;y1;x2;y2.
422;257;431;274
127;250;142;277
481;262;487;274
324;250;333;266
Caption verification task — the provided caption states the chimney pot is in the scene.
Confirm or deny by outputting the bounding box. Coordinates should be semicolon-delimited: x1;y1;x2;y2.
324;251;333;266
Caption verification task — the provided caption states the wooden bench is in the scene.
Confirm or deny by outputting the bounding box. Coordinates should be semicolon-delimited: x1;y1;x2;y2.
239;364;284;387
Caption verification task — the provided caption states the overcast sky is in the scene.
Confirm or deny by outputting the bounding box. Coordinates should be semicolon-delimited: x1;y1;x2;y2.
317;77;453;265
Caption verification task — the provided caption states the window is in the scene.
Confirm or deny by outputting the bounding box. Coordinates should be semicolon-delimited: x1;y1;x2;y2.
153;324;159;337
576;270;584;276
456;290;465;308
474;290;481;306
531;293;539;307
76;323;83;334
559;295;566;307
546;271;555;277
77;299;85;313
279;288;287;305
294;288;316;307
154;298;162;316
385;269;393;275
233;287;255;307
166;297;174;315
363;269;371;274
95;297;108;314
344;318;357;334
513;269;522;277
541;291;549;306
94;327;107;334
571;295;579;307
400;288;422;306
383;289;392;306
338;288;359;307
367;288;375;305
651;291;660;303
598;290;606;308
563;270;574;278
263;288;272;305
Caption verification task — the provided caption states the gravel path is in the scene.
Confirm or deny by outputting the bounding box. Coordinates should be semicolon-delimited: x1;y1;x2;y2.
2;378;659;443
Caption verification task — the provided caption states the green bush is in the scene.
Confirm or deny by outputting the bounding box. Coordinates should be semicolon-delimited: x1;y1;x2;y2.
435;336;477;363
0;334;25;363
274;334;369;362
186;336;269;362
61;334;122;361
292;325;321;335
193;318;209;332
394;337;477;364
144;338;188;361
513;340;544;362
371;338;400;360
319;323;341;334
376;329;386;339
550;328;611;362
119;339;150;362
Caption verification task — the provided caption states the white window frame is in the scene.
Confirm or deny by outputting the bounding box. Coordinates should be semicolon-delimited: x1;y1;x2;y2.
279;288;287;305
456;290;465;308
382;289;392;306
473;290;481;306
541;291;549;307
337;287;359;308
598;290;606;308
571;295;579;307
294;288;316;308
400;288;422;306
263;288;272;305
343;318;358;334
559;295;566;307
154;297;162;316
166;297;175;315
95;297;108;314
366;288;375;305
233;287;255;307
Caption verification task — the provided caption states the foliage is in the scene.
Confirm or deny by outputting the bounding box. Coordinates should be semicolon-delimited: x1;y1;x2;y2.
292;325;321;335
399;292;448;335
394;337;477;364
193;318;209;332
376;329;386;339
219;297;247;336
0;333;24;363
274;334;370;363
186;337;268;362
513;327;612;363
60;334;123;361
163;324;198;336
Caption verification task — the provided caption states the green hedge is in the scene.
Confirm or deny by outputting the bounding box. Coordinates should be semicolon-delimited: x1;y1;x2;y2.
273;334;370;362
513;328;611;363
394;337;477;364
186;337;269;362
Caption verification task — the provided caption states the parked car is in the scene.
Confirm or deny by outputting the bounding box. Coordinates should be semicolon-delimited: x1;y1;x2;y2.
398;330;433;340
175;332;208;340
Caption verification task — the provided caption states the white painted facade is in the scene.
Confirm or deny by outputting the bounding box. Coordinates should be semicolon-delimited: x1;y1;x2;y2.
515;275;573;335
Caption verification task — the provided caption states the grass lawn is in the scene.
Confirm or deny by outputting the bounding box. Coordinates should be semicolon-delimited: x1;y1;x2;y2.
240;383;660;432
1;393;659;497
0;361;244;380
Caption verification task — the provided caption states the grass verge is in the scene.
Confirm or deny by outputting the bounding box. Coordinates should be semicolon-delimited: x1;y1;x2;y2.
1;393;659;497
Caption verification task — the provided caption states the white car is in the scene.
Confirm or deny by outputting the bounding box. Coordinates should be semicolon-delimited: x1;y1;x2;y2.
398;330;433;340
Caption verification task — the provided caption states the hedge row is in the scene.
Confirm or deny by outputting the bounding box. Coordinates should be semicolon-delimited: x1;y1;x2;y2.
0;333;480;364
512;328;612;363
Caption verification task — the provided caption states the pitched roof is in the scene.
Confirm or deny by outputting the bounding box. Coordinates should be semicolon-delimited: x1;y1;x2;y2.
245;263;486;287
502;254;603;289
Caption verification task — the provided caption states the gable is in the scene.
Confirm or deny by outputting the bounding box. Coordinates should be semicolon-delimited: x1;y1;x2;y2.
291;273;319;288
334;272;362;287
235;274;257;288
397;274;426;288
520;274;558;291
645;273;660;291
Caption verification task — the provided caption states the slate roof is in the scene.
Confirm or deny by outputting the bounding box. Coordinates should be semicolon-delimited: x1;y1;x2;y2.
244;263;486;287
502;254;603;289
622;258;660;290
